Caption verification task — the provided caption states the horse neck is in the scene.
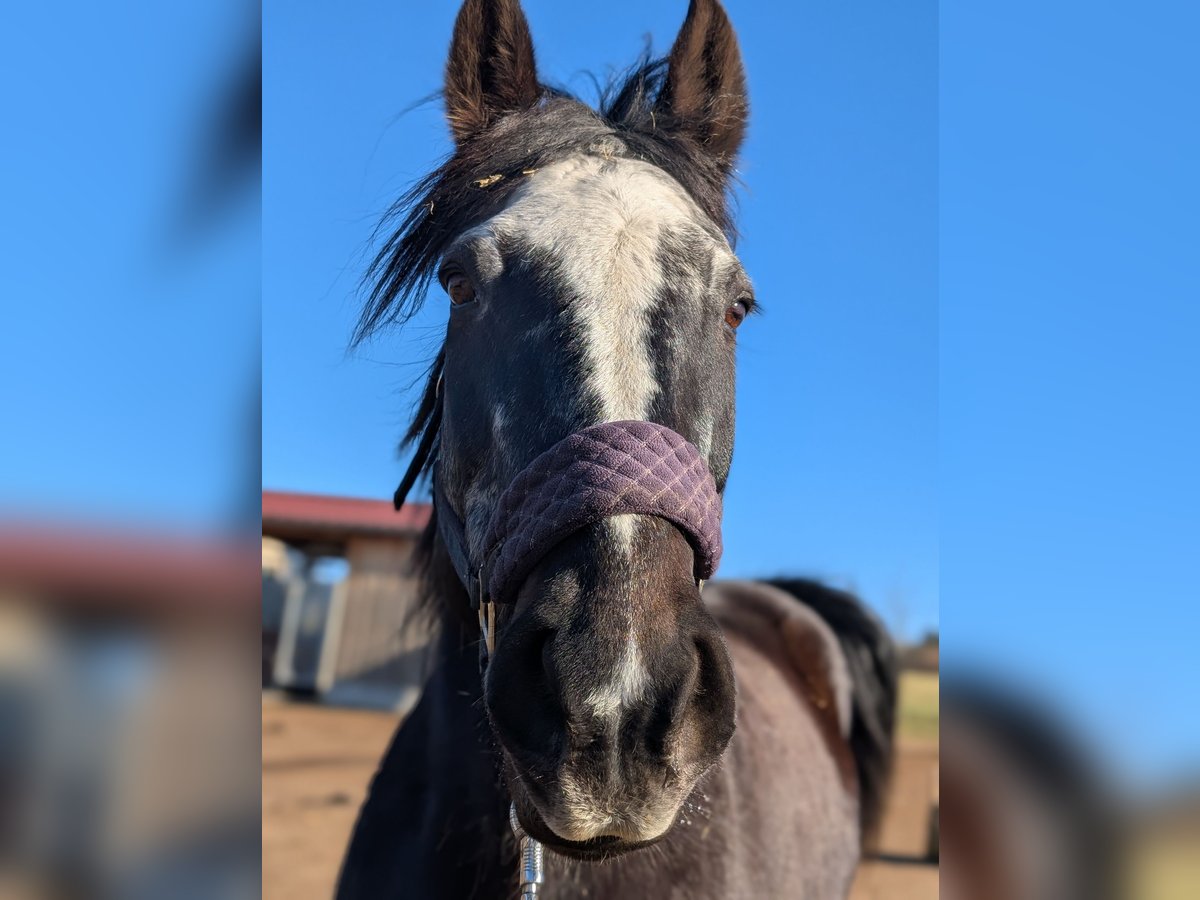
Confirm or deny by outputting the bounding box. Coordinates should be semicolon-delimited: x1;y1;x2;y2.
422;541;487;720
421;585;514;825
420;543;503;795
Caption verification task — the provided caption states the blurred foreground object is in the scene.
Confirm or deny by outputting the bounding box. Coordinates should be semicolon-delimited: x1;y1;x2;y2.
941;678;1122;900
941;677;1200;900
0;525;260;900
1;0;260;896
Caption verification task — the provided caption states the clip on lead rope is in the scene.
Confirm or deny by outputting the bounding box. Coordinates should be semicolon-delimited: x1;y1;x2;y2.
509;803;545;899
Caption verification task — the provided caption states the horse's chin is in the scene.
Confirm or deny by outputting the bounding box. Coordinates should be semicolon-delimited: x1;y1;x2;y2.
509;795;670;862
506;787;676;868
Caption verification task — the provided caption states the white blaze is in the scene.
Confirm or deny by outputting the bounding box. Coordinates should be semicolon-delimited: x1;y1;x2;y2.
492;153;712;557
493;153;705;423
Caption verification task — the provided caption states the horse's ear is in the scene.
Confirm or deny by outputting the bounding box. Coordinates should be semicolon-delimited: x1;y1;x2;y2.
657;0;748;166
444;0;541;144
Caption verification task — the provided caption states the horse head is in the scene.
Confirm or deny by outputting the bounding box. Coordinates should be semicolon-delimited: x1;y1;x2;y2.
372;0;752;859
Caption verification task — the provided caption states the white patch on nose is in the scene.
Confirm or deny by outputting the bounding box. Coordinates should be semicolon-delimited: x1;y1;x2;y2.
584;633;648;722
604;512;639;558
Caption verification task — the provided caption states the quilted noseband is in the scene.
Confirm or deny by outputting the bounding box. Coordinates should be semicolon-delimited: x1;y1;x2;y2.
432;420;724;615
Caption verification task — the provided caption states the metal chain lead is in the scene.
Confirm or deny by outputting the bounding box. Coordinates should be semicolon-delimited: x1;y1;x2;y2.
509;803;545;899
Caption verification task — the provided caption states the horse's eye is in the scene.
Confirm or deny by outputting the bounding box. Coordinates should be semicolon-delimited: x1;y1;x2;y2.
445;273;476;306
724;299;749;330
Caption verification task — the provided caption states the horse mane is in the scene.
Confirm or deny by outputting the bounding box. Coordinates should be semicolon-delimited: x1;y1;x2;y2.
359;56;741;514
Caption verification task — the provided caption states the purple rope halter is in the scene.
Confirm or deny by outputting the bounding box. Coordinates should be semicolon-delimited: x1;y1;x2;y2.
433;420;723;610
483;419;723;601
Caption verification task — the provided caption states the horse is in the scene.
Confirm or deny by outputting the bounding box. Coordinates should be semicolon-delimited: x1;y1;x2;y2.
336;1;897;897
939;678;1124;900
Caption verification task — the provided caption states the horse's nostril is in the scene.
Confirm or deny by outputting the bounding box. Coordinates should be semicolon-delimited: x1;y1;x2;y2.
693;639;709;699
692;634;721;711
687;628;737;749
485;624;569;767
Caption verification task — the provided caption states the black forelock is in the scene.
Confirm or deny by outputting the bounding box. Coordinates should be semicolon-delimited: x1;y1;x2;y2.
355;56;738;346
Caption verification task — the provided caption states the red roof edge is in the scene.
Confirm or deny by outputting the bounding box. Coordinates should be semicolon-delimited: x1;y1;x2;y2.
261;490;431;536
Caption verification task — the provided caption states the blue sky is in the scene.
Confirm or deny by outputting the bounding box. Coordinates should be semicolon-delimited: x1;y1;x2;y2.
0;1;258;531
940;1;1198;783
263;0;940;642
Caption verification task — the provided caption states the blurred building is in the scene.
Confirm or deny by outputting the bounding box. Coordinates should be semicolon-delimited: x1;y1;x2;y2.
261;491;433;714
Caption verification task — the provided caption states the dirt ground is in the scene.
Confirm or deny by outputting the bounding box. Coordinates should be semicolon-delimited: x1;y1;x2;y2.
851;738;939;900
262;695;938;899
